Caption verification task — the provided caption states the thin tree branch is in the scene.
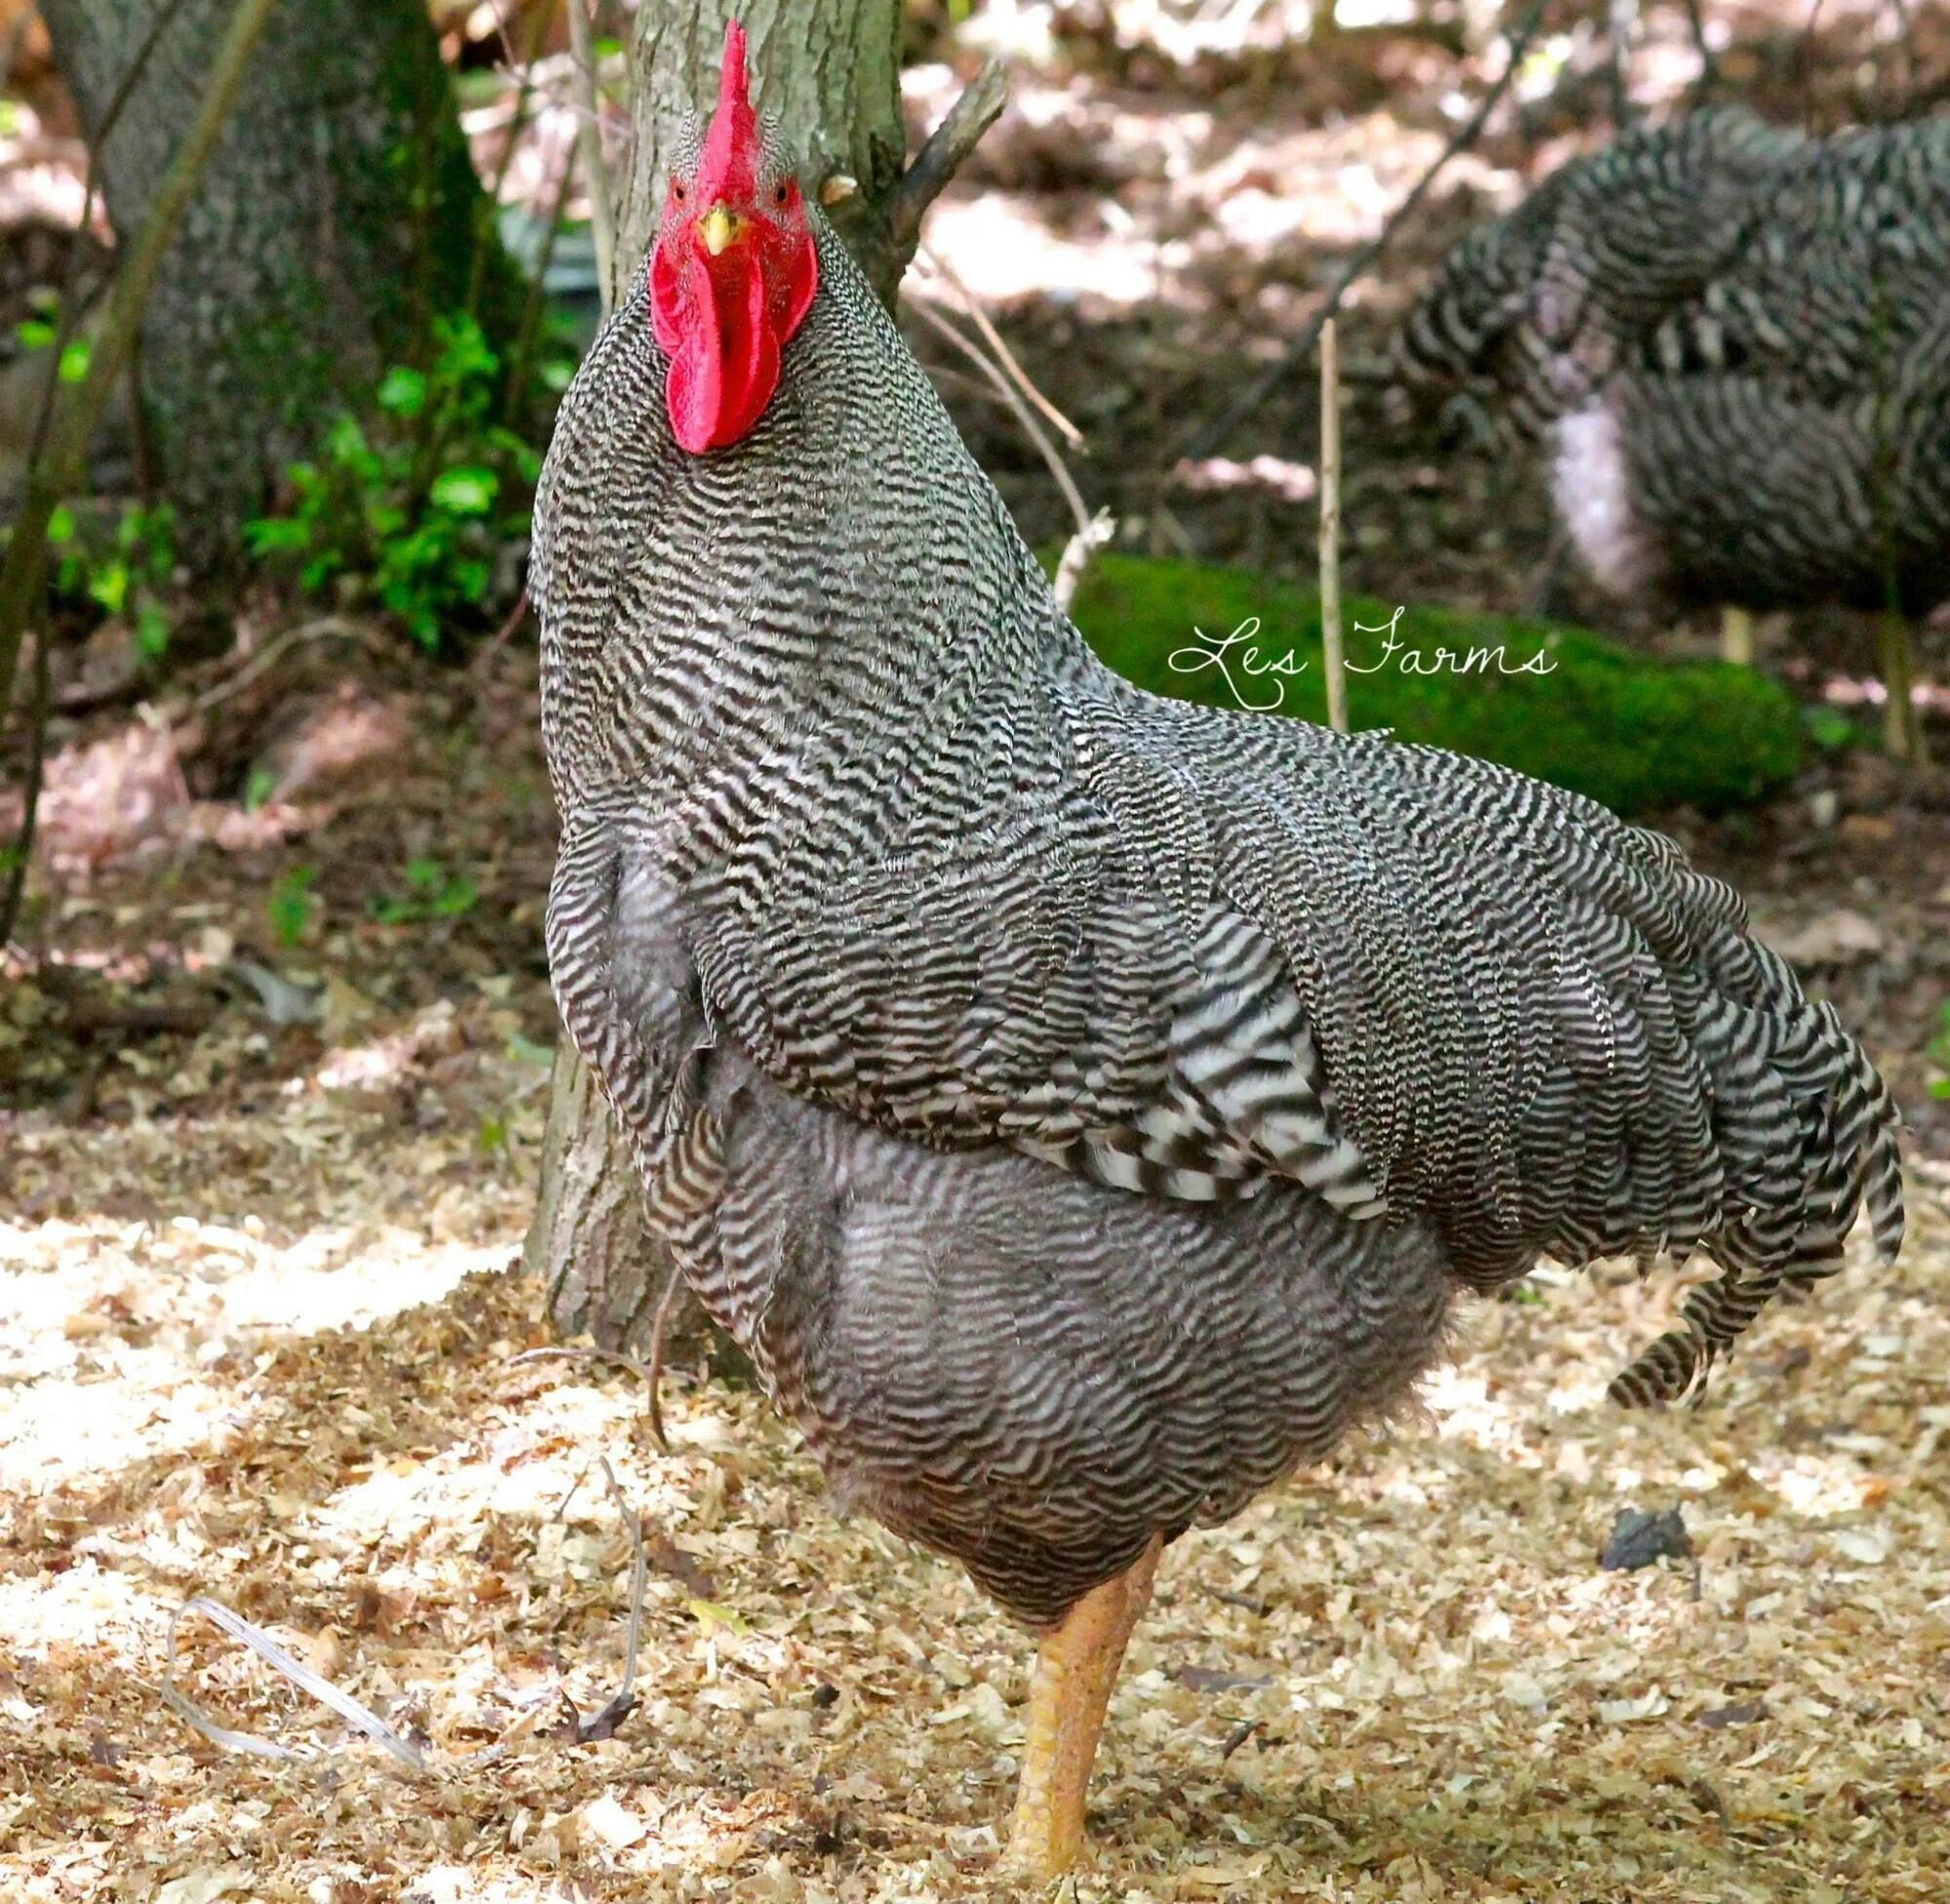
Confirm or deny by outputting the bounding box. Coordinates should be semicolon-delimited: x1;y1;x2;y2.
0;633;50;947
0;0;281;748
879;58;1008;282
565;0;616;317
1318;318;1346;735
1052;509;1115;613
909;295;1091;541
25;0;201;483
916;242;1082;446
1179;0;1548;462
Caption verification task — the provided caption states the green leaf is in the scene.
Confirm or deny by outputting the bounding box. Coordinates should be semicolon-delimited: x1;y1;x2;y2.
267;866;317;948
244;766;277;813
431;873;478;917
58;340;91;384
687;1599;749;1637
134;603;170;660
88;563;130;615
46;505;75;547
15;318;56;352
430;467;498;516
377;366;428;417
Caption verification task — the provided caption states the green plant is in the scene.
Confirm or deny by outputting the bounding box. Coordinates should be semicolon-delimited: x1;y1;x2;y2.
1803;704;1861;754
370;857;478;924
1929;1000;1950;1102
246;313;541;650
45;500;178;662
266;865;318;947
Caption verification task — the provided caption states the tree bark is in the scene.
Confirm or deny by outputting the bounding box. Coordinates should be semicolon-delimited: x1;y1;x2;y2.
526;1032;679;1349
41;0;521;562
526;0;910;1356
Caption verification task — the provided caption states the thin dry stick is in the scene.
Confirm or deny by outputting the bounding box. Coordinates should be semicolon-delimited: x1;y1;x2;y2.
915;243;1082;447
564;0;616;316
578;1457;649;1740
1053;509;1115;614
909;297;1091;539
186;615;382;719
512;1340;668;1450
1318;318;1346;734
163;1594;429;1771
641;1259;688;1452
21;0;201;484
0;634;50;945
0;0;279;744
1180;0;1548;462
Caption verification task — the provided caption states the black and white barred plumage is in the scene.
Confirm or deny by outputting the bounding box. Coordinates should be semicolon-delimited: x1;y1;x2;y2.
536;214;1903;1625
1399;107;1950;612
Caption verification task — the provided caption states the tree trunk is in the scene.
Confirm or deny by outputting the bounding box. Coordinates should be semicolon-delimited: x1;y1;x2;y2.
41;0;521;562
526;0;910;1357
526;1035;678;1348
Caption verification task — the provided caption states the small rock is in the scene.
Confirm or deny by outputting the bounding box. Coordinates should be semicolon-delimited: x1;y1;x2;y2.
1599;1505;1693;1572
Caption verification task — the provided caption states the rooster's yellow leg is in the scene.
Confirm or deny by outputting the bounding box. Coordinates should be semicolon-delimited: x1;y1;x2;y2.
1004;1534;1162;1882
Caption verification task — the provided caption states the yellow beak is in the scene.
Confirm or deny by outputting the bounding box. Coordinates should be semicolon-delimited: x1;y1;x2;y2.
696;203;747;256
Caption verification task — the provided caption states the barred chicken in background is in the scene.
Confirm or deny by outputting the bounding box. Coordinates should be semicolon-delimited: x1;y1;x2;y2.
1398;106;1950;758
535;30;1905;1881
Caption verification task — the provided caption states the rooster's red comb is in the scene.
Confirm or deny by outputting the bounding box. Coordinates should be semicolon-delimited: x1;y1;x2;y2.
698;19;758;200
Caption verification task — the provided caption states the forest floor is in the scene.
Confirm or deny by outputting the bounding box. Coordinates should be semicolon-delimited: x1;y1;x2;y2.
7;0;1950;1898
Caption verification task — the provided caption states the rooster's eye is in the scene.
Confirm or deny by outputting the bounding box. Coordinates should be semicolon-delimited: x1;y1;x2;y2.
672;180;688;204
774;184;790;207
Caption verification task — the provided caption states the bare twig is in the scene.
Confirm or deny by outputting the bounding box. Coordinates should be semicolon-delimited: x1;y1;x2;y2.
564;0;616;317
507;134;580;422
915;243;1081;446
513;1330;687;1453
642;1259;688;1452
0;0;279;745
466;0;554;323
0;634;50;946
512;1341;661;1391
1179;0;1549;461
22;0;200;481
578;1457;648;1741
910;297;1091;540
1220;1718;1263;1761
469;585;534;679
185;615;383;719
1318;319;1346;735
1680;0;1721;97
163;1594;428;1772
1053;509;1115;613
879;58;1009;281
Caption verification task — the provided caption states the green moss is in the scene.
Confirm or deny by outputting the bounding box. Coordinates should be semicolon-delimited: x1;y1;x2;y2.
1065;554;1802;815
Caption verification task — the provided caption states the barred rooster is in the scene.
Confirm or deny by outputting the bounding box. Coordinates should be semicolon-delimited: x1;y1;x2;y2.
1399;106;1950;759
535;32;1904;1879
